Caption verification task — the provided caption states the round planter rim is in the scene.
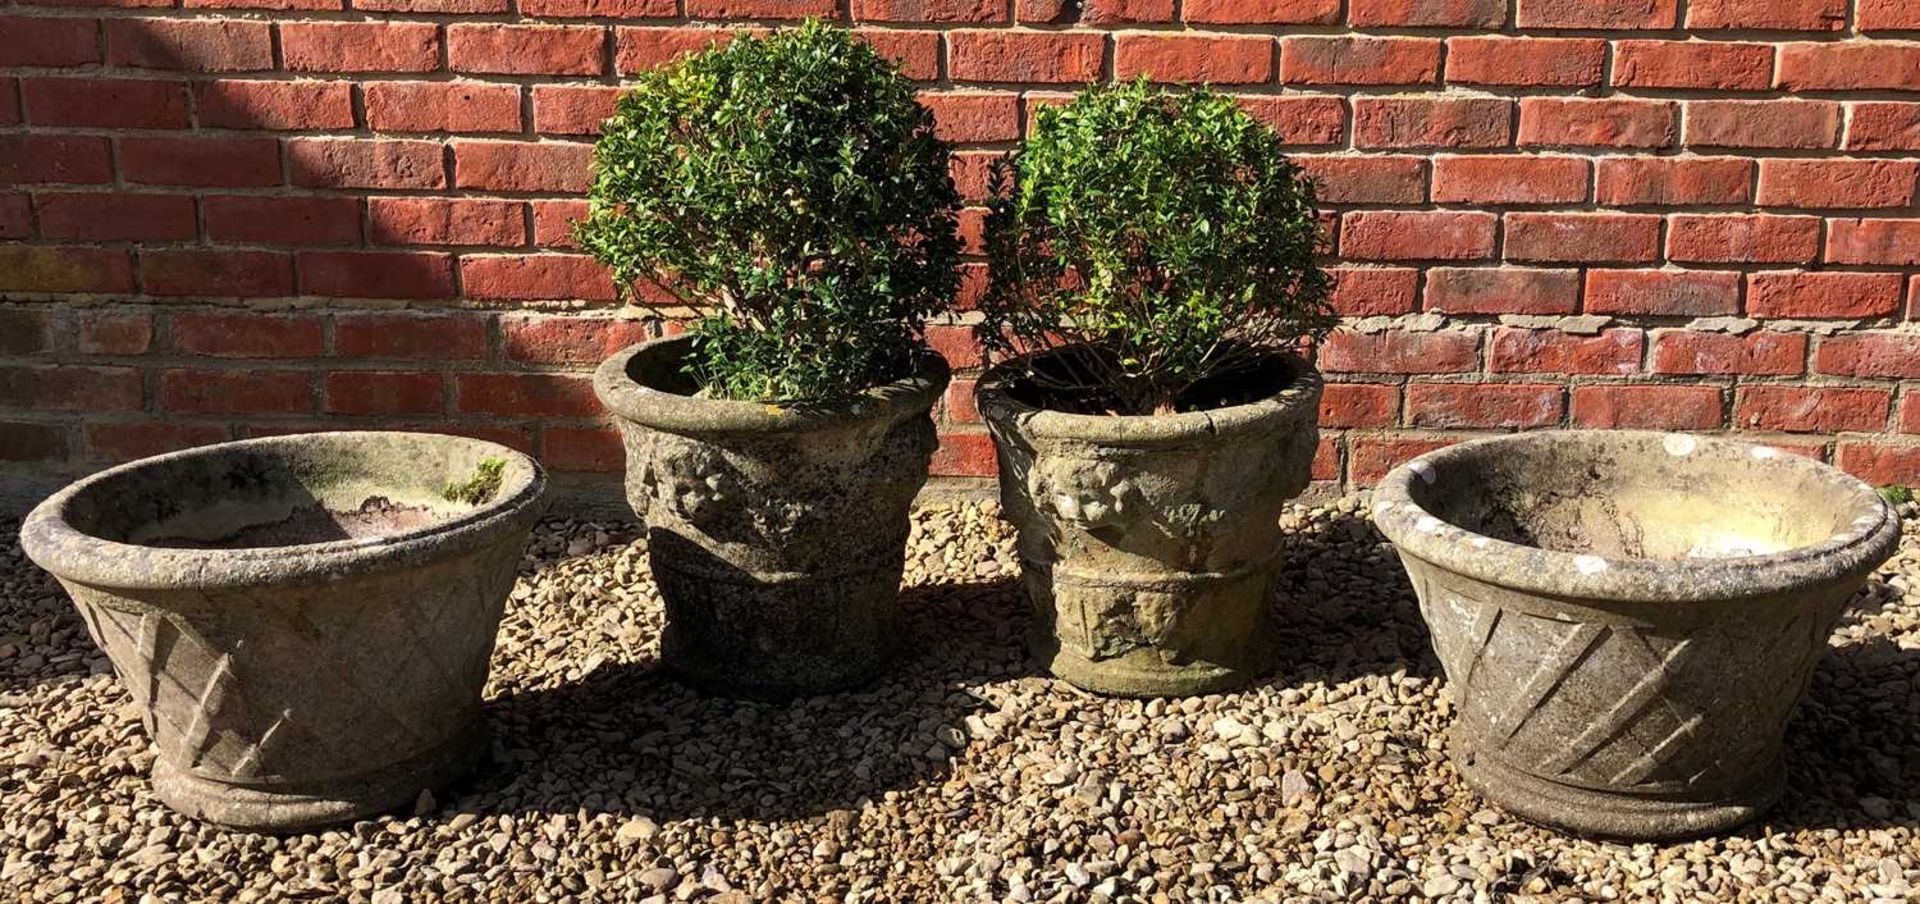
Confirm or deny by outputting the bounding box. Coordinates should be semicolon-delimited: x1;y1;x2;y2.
973;344;1323;445
20;430;548;592
594;334;951;437
1371;430;1901;603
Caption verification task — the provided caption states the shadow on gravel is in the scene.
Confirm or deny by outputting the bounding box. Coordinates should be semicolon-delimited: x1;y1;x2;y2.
471;572;1033;824
0;517;101;696
1263;510;1441;691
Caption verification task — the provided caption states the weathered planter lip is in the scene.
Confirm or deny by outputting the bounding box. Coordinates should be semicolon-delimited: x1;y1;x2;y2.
974;345;1323;445
1372;430;1901;603
594;334;951;437
20;431;548;593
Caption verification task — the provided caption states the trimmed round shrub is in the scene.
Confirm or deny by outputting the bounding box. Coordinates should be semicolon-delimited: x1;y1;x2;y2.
979;80;1334;416
577;21;961;402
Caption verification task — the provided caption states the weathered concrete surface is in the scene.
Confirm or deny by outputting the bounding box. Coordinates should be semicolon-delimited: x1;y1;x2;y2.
1373;430;1902;840
19;432;548;831
977;349;1324;697
595;336;949;698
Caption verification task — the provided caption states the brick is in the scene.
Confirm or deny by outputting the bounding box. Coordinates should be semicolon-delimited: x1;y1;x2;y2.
78;311;153;355
1341;211;1495;262
1516;0;1676;28
1424;268;1579;316
854;29;939;80
1235;96;1346;145
533;200;590;250
1650;330;1807;376
685;0;830;16
949;31;1104;83
1280;37;1439;87
1444;37;1604;88
1595;158;1752;207
172;313;325;359
324;371;444;416
1777;43;1920;92
1859;0;1920;31
922;92;1020;143
365;82;522;134
1847;103;1920;152
1815;333;1920;379
1115;34;1273;84
861;0;1006;21
1586;269;1739;317
1183;0;1336;23
357;0;502;10
0;422;66;462
1349;436;1456;487
1318;330;1479;374
532;85;623;136
1490;328;1642;376
1312;437;1339;482
1518;99;1675;149
1570;385;1722;430
1837;442;1920;486
448;24;605;77
161;369;310;415
1319;382;1398;428
1295;156;1426;205
204;195;363;246
613;28;742;74
23;78;189;129
1431;156;1588;206
501;315;652;364
0;365;141;412
0;136;112;185
1613;41;1774;90
84;423;230;463
1666;215;1820;265
189;0;344;8
0;16;101;66
289;139;446;191
949;151;1001;201
0;309;51;355
1903;395;1920;434
1737;386;1890;434
522;0;668;13
336;313;489;360
0;247;134;294
142;250;293;297
926;430;994;478
462;255;616;302
122;136;280;187
1687;0;1844;30
539;427;623;472
1349;0;1503;27
1327;267;1419;316
453;141;592;193
298;251;455;300
369;198;524;247
1825;218;1920;266
1506;214;1661;265
1757;160;1918;210
456;373;600;417
0;195;25;240
196;80;356;130
1758;272;1904;322
1686;100;1839;150
106;18;272;71
925;325;983;369
1407;383;1562;429
0;82;18;126
281;22;440;73
1352;97;1510;149
35;193;197;242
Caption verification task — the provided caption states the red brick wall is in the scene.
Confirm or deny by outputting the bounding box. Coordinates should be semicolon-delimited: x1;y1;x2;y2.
3;2;1919;499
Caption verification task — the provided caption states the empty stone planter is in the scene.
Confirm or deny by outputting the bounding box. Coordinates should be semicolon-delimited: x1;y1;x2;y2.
1373;430;1901;840
595;335;949;698
21;432;547;831
977;348;1323;697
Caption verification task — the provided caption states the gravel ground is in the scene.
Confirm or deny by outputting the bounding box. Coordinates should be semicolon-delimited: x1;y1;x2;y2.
2;497;1916;903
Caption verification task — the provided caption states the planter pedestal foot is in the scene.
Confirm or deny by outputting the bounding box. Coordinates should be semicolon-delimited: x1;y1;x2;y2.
152;720;488;833
1026;623;1269;698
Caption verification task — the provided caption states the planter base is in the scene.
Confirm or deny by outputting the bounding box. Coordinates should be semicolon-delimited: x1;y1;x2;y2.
151;720;488;833
1027;623;1270;698
1452;733;1781;841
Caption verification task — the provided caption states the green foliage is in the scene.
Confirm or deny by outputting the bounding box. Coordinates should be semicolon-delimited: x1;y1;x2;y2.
577;21;961;401
443;458;506;505
978;80;1334;416
1880;484;1915;506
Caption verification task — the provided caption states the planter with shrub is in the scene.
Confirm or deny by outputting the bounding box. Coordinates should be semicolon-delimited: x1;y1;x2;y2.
975;82;1332;697
583;23;959;697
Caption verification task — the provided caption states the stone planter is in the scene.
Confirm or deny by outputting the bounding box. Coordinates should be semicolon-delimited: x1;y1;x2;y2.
20;432;547;831
1372;430;1900;840
976;347;1324;697
594;335;949;698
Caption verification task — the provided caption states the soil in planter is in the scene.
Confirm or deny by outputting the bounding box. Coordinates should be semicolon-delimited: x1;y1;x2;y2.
1008;345;1298;416
147;497;446;549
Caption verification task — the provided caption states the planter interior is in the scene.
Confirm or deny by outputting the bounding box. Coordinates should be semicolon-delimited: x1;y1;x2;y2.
22;432;547;831
1373;430;1900;840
